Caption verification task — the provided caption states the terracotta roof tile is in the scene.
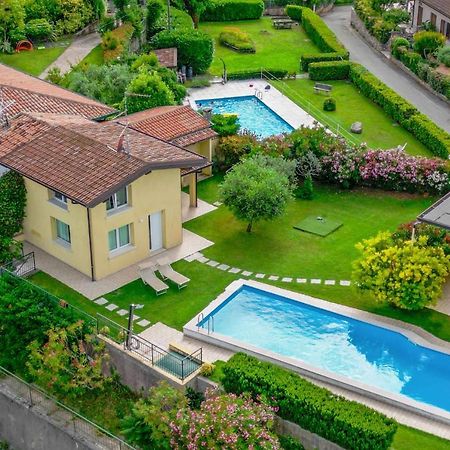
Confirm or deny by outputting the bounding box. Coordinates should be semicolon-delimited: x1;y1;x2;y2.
0;113;207;206
154;48;178;68
121;105;217;145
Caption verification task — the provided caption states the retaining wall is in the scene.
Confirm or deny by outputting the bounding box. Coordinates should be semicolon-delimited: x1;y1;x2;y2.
350;8;388;52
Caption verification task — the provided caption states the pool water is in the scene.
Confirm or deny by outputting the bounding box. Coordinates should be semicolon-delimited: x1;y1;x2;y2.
195;96;294;138
198;286;450;412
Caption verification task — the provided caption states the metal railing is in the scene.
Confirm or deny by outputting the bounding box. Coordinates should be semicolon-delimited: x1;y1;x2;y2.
0;366;135;450
1;251;36;277
261;69;360;146
98;314;202;381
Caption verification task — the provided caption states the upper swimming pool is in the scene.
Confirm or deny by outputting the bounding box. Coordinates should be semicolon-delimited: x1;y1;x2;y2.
195;284;450;414
195;96;294;138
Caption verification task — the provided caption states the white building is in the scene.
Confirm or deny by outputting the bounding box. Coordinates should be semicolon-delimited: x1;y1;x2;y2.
412;0;450;38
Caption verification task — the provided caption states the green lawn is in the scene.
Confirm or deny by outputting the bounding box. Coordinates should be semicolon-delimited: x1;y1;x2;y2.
200;18;319;76
0;46;69;76
78;44;104;67
271;78;431;156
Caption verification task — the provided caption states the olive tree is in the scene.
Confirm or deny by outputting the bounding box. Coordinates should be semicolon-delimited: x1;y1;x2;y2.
220;155;294;233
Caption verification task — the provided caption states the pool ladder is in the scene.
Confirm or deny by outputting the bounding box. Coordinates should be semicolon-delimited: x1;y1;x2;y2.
254;89;263;100
197;313;214;335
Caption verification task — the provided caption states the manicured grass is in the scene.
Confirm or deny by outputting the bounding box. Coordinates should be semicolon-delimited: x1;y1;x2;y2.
0;46;69;76
200;18;319;76
78;44;104;67
393;425;450;450
271;78;431;156
293;215;343;236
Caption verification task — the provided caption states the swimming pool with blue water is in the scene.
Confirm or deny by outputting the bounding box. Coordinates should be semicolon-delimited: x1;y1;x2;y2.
195;96;293;138
198;285;450;413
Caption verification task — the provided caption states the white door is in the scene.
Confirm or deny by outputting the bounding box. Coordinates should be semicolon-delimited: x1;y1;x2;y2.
149;211;163;252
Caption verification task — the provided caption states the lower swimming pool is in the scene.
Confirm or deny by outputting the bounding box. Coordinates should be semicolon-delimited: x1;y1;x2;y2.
195;96;293;138
190;282;450;416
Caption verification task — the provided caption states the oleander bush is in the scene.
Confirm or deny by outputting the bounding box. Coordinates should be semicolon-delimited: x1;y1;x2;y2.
201;0;264;21
219;27;255;53
308;60;350;80
151;29;213;73
349;63;450;157
222;353;398;450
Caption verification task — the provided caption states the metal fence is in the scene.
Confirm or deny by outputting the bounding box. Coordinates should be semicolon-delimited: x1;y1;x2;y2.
98;314;202;381
0;366;136;450
261;69;360;146
1;251;36;277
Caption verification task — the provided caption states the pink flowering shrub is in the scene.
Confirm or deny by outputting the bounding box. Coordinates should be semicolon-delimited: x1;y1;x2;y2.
170;389;281;450
322;148;450;193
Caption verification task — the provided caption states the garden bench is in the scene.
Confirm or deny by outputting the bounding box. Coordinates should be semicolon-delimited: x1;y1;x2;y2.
272;19;294;29
313;83;332;94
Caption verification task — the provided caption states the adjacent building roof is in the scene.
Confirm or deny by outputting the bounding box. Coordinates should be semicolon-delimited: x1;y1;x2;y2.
0;63;114;120
417;192;450;230
421;0;450;18
0;113;207;207
120;105;217;147
154;48;178;69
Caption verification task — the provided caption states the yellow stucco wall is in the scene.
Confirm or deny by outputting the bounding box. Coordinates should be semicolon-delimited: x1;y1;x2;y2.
188;138;217;176
23;168;183;281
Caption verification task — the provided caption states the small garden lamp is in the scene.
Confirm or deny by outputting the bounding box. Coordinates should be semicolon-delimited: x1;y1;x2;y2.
126;303;144;349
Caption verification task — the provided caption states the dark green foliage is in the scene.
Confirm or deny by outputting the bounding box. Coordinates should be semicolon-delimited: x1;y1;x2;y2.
295;174;314;199
301;52;348;71
201;0;264;22
438;46;450;67
0;171;26;264
323;97;336;111
222;353;398;450
349;63;450;157
146;0;164;39
285;5;302;22
308;60;350;80
185;386;205;409
0;272;93;374
151;29;213;73
25;18;53;41
382;8;409;25
278;434;305;450
98;16;115;34
397;47;423;74
413;31;446;58
211;114;240;136
214;134;257;171
227;69;288;80
391;36;410;57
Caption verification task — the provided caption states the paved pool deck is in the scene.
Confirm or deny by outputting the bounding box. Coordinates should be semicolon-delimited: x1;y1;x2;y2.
187;79;317;130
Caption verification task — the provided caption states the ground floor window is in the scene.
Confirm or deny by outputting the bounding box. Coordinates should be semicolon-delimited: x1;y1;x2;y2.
108;224;130;251
55;219;71;243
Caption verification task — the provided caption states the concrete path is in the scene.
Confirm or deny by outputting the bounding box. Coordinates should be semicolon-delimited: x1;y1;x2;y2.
39;32;101;79
322;6;450;133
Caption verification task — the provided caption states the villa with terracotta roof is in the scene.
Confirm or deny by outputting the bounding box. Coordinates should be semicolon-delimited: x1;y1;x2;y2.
0;64;216;281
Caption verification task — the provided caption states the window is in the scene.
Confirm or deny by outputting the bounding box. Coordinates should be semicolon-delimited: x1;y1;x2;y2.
106;186;128;211
108;224;130;251
53;191;68;204
55;219;71;243
430;13;436;27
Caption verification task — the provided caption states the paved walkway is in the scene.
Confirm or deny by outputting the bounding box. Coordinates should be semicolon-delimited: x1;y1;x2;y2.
322;6;450;133
39;32;101;79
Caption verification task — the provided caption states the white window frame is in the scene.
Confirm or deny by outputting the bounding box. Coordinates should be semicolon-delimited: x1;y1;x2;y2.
53;191;68;204
108;224;131;253
55;219;71;245
105;186;128;212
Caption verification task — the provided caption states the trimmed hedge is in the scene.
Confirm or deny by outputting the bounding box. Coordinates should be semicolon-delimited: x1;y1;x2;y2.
151;29;213;73
289;6;349;70
219;27;255;53
222;353;398;450
227;69;288;80
309;60;350;80
201;0;264;22
349;63;450;157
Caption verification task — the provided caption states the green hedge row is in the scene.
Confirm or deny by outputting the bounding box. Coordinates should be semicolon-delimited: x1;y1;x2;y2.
201;0;264;22
227;69;289;80
309;60;350;80
349;63;450;157
286;6;349;70
222;353;398;450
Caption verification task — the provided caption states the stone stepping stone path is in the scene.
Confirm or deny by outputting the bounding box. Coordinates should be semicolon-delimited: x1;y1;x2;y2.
117;309;128;316
106;303;118;311
137;319;150;327
94;297;108;305
187;252;352;287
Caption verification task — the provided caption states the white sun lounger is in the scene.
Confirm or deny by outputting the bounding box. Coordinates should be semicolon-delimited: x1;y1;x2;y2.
138;262;169;295
156;259;190;289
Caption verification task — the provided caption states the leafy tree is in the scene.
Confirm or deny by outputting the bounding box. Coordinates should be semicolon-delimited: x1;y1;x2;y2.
181;0;210;28
353;231;450;310
0;0;26;43
0;171;26;264
121;381;187;450
27;321;109;397
413;31;446;58
146;0;163;39
220;155;293;232
210;113;240;137
125;71;175;113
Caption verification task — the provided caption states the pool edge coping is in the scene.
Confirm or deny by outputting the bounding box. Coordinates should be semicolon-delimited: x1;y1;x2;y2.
183;278;450;427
